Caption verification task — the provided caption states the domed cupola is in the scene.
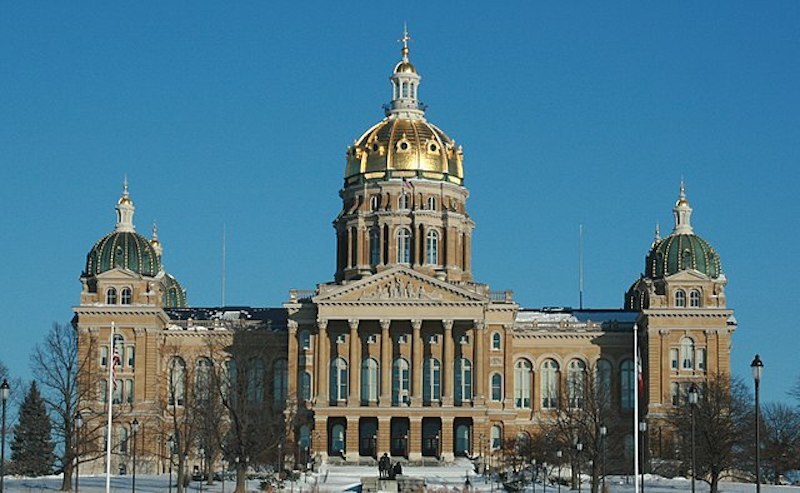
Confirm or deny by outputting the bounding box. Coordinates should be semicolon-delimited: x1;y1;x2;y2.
645;182;722;279
85;180;161;277
344;27;464;187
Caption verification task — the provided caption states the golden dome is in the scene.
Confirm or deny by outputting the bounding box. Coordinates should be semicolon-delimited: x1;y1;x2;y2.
394;60;417;74
345;117;464;185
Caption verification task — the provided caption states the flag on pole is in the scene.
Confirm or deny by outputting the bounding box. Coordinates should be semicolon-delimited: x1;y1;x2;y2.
402;177;414;193
111;346;121;390
636;341;644;395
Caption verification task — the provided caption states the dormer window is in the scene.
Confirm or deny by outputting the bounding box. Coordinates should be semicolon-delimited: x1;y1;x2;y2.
427;196;436;210
370;195;380;211
689;289;701;308
675;289;686;308
120;287;132;305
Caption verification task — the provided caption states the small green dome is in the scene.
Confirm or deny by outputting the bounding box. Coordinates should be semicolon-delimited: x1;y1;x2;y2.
162;272;188;308
647;233;722;279
85;231;161;277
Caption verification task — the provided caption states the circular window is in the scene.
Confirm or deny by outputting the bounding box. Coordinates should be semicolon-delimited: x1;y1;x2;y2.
372;143;379;152
400;142;409;151
429;144;437;152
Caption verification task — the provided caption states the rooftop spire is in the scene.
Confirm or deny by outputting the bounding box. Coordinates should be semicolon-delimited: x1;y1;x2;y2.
386;25;424;119
672;179;694;235
115;178;136;232
151;222;163;257
652;222;661;246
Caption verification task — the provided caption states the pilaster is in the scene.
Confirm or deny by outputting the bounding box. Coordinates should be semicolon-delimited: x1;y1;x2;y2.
442;319;454;407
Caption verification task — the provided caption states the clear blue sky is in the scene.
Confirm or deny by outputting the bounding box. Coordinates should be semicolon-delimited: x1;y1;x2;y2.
1;2;798;403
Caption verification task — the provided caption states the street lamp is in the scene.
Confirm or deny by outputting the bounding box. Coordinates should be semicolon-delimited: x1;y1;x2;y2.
75;412;83;493
578;442;585;493
221;458;227;493
198;447;205;493
639;421;647;493
751;354;763;493
167;436;174;493
599;425;607;492
688;383;699;493
131;418;139;493
1;379;10;493
556;450;562;493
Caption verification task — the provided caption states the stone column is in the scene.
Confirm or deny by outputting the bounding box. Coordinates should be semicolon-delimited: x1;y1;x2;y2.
408;418;422;461
287;320;299;402
473;320;485;404
442;319;454;407
348;319;360;406
346;416;359;461
440;416;454;462
316;319;329;404
464;233;472;276
503;324;514;409
380;320;392;406
411;319;423;406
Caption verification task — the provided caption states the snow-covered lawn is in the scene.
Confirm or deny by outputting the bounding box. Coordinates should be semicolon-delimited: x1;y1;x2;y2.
4;464;800;492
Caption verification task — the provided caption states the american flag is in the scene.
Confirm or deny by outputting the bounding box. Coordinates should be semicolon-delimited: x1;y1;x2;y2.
402;177;414;193
636;342;644;395
111;347;121;390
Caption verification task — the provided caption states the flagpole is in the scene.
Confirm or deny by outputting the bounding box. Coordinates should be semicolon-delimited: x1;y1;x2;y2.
105;322;115;493
633;323;640;493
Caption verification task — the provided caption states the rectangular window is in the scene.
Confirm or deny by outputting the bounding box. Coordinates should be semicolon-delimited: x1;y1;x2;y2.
696;349;707;371
100;346;109;367
428;335;439;344
126;345;135;368
670;348;679;370
397;334;408;344
125;379;134;404
335;334;346;344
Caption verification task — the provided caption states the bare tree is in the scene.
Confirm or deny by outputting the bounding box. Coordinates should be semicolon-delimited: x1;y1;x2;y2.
30;323;99;491
668;373;750;493
761;402;800;484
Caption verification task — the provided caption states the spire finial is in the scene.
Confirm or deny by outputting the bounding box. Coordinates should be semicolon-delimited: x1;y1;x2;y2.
150;221;163;257
115;179;136;232
655;223;661;241
672;179;694;234
400;23;411;60
679;176;686;200
123;174;129;198
152;222;159;241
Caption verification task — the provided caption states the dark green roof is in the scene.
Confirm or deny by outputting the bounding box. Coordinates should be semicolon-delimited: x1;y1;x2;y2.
647;233;721;279
85;231;161;277
162;272;188;308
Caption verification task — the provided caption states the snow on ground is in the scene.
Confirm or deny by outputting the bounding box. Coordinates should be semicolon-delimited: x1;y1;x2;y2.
4;463;800;493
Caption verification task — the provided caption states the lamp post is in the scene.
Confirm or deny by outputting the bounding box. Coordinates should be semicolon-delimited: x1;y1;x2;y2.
751;354;763;493
198;447;205;493
131;418;139;493
599;425;607;493
576;442;583;493
555;450;562;493
639;421;647;493
74;412;83;493
1;379;10;493
688;383;699;493
167;436;174;493
221;458;227;493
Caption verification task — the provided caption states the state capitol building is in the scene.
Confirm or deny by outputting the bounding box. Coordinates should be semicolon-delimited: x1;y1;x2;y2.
74;36;735;476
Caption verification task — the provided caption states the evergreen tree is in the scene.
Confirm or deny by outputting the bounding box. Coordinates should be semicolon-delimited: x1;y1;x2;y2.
10;381;55;476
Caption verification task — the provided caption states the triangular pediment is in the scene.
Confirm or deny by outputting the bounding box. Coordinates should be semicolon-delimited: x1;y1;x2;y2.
314;266;488;304
95;267;145;281
664;269;712;282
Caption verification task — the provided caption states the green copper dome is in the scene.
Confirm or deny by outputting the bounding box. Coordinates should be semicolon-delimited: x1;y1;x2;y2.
162;272;188;308
647;233;721;279
86;231;161;277
645;182;722;279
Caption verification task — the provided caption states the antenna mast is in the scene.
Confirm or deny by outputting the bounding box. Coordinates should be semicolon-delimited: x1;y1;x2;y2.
221;223;227;307
579;224;584;309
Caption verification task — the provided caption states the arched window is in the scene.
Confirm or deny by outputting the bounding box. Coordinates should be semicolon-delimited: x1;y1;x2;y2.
491;425;502;450
195;358;213;402
491;332;501;350
513;359;532;408
331;423;346;455
455;358;472;403
300;371;312;401
567;359;587;408
168;357;186;406
119;426;129;454
392;357;410;406
369;228;380;265
425;230;439;265
491;373;503;401
330;358;348;402
690;289;701;307
427;196;436;210
397;228;411;264
423;358;441;402
680;338;695;370
120;287;132;305
370;195;379;211
596;359;613;401
398;194;410;210
106;287;117;305
675;289;686;308
620;360;634;409
541;359;559;409
361;358;379;403
299;330;311;350
273;359;288;407
247;358;265;403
